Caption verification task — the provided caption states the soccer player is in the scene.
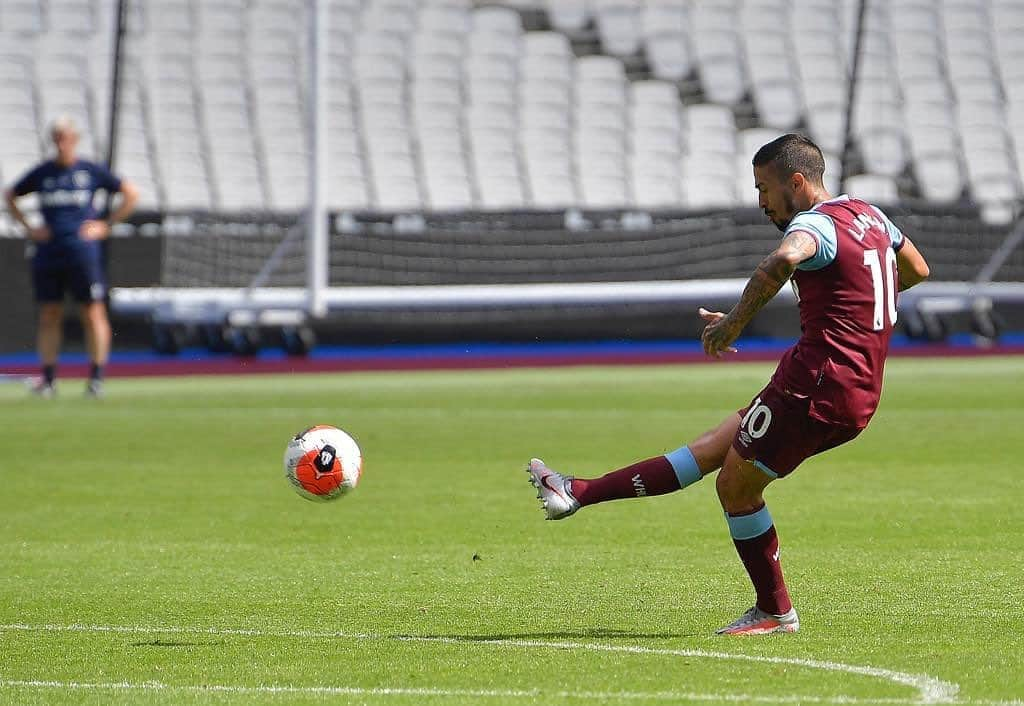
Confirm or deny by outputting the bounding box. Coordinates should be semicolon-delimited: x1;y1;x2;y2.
527;134;931;635
3;117;139;398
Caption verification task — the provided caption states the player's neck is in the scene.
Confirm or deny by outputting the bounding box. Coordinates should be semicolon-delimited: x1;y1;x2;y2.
55;155;77;168
806;189;835;209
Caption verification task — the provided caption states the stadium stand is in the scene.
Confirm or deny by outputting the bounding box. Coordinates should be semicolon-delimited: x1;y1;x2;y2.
0;0;1021;225
3;0;1024;356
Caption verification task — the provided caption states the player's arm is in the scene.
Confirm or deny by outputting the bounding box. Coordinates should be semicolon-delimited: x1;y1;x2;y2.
895;235;929;291
700;229;818;357
81;178;139;240
3;185;50;243
110;179;139;224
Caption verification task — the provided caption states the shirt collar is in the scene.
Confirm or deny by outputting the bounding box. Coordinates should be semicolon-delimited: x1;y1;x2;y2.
811;194;849;211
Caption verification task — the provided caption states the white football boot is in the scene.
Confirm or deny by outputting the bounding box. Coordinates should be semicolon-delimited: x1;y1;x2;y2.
526;458;580;520
85;379;104;399
27;378;55;399
715;606;800;635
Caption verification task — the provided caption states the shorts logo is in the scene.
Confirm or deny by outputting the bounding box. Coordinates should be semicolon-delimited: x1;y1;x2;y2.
738;431;752;446
90;283;105;300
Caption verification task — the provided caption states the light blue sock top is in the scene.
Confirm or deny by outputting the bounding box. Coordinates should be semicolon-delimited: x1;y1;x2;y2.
725;505;774;540
664;445;703;489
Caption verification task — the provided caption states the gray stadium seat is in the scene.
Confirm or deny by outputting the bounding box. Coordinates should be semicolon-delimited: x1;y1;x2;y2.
844;174;899;205
545;0;589;34
0;0;43;34
593;0;642;57
4;0;1019;218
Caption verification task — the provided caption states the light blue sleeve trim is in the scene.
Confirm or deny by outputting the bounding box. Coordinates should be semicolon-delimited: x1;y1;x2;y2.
725;505;774;540
788;211;838;271
664;445;702;489
753;460;778;479
871;205;905;249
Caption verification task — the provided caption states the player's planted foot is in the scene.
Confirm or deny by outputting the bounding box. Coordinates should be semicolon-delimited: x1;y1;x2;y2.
716;606;799;635
526;458;580;520
85;379;104;399
28;378;55;399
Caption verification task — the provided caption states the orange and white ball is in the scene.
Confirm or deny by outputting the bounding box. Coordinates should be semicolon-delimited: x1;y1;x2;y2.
284;425;362;502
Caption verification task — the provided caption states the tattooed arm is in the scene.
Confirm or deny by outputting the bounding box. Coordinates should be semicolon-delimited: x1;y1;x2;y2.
700;229;819;358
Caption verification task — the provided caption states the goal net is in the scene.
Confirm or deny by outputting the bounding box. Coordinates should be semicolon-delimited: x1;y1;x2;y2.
102;0;1024;348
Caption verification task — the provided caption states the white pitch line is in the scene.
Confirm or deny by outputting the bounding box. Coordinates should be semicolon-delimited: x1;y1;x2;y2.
0;622;962;704
393;635;959;705
0;678;936;704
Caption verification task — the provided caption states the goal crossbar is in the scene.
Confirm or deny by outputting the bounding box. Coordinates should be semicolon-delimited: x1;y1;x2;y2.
109;280;1024;327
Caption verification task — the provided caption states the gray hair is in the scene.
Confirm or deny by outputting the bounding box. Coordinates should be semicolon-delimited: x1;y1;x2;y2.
50;116;79;139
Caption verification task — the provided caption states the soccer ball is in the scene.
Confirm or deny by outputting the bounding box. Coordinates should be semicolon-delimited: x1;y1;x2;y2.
284;425;362;502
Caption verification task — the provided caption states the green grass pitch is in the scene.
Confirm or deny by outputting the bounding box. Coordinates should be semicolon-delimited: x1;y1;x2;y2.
0;357;1022;705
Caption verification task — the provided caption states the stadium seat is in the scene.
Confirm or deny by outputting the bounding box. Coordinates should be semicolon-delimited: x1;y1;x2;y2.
196;1;245;36
693;28;747;106
5;0;1020;219
1;0;43;34
684;175;738;210
372;170;422;212
545;0;589;34
575;55;626;85
144;0;193;35
472;6;522;36
914;152;965;203
47;0;93;33
805;101;847;155
418;5;471;36
684;104;737;159
844;174;899;204
580;174;629;209
523;30;571;61
527;173;577;209
593;0;642;57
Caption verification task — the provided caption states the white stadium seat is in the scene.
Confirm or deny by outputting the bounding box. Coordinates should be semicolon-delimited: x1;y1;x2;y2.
0;0;1017;216
845;174;899;204
545;0;589;34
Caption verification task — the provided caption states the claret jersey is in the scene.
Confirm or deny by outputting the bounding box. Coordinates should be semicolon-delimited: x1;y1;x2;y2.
770;195;905;428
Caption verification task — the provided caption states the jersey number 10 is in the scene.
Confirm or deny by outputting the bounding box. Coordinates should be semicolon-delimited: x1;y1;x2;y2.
863;246;898;331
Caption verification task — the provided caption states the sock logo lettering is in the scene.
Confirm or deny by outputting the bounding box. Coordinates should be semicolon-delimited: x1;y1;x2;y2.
631;474;647;497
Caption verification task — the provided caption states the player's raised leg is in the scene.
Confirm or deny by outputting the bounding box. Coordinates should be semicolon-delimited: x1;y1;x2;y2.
715;448;798;635
527;413;741;519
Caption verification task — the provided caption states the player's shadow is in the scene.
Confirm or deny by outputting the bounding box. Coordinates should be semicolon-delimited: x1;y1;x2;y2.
130;639;227;648
406;628;697;641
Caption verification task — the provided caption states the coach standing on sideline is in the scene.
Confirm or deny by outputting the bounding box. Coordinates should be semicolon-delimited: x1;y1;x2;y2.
3;116;139;398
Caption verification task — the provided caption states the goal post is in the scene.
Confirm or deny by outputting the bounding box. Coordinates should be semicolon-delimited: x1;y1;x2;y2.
308;0;328;319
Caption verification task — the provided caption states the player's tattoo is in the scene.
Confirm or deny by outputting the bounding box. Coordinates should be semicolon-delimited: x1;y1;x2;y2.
702;234;813;356
727;230;815;325
777;229;819;265
729;254;793;323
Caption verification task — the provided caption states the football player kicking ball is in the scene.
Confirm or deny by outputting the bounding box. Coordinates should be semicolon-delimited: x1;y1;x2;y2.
527;134;931;635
